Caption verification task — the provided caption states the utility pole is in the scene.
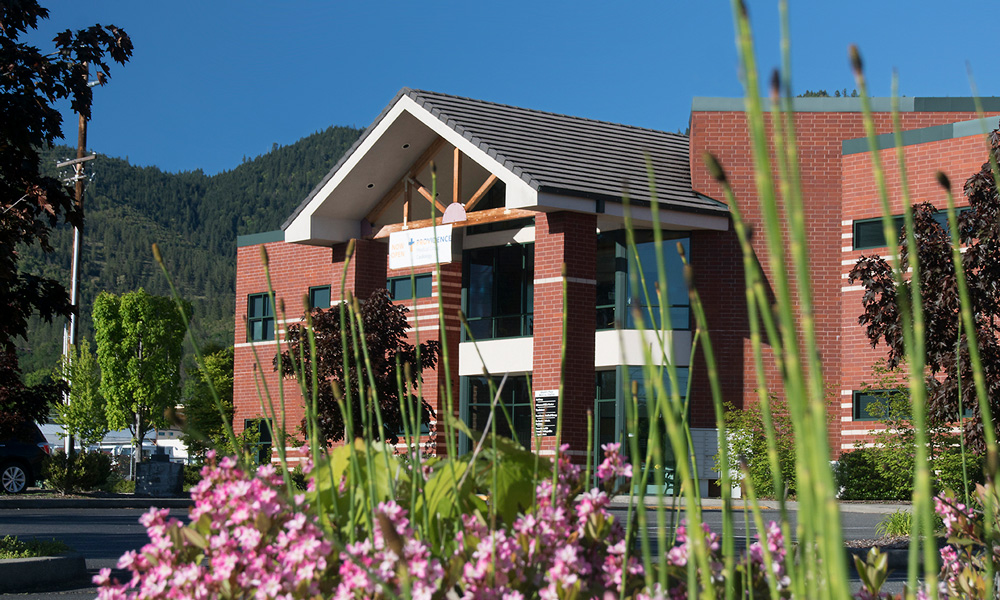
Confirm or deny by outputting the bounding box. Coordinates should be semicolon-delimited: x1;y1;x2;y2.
60;63;97;456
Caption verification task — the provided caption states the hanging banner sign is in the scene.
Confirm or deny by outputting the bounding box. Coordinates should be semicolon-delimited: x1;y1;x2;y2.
388;224;453;270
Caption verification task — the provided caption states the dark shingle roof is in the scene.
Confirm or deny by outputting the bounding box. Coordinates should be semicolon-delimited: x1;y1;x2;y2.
282;88;725;230
406;89;725;214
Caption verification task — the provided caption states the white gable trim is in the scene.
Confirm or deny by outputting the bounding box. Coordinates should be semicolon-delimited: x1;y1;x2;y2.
284;95;538;245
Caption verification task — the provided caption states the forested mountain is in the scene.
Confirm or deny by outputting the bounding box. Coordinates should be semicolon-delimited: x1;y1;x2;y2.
17;125;362;380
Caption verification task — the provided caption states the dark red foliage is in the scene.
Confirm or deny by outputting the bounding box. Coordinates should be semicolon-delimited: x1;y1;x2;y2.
278;288;440;445
848;132;1000;452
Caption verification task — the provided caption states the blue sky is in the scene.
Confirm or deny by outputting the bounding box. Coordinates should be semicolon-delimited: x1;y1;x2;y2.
25;1;1000;175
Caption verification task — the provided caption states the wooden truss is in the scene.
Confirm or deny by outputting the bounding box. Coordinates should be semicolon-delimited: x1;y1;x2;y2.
364;137;532;239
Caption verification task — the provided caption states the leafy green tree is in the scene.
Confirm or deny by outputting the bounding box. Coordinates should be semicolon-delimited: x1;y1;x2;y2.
181;345;234;461
279;288;440;445
93;289;189;470
849;130;1000;452
0;1;131;429
55;338;108;448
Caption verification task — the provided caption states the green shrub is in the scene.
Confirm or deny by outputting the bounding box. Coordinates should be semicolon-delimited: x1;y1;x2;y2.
719;398;796;498
874;510;913;538
934;450;984;498
836;447;911;500
0;535;71;559
183;463;204;490
837;445;982;501
43;449;113;494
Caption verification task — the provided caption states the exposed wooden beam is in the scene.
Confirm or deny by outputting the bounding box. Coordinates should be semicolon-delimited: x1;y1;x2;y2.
464;174;498;212
403;179;412;226
365;137;446;223
372;207;536;239
452;147;462;204
408;176;448;215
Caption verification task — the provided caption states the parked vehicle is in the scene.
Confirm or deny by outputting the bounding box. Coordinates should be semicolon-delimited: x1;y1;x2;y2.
0;421;51;493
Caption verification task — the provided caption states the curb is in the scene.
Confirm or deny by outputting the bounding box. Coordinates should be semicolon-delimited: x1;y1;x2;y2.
607;496;912;515
847;543;943;571
0;497;193;510
0;553;86;592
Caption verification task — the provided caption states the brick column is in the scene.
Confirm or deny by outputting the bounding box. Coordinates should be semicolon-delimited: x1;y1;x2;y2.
332;239;387;302
532;211;596;459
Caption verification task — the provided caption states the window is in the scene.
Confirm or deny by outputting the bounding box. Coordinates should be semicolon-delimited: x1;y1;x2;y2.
388;274;432;301
243;419;273;466
247;293;274;342
462;375;532;448
595;370;618;452
853;209;970;250
595;230;691;330
852;389;907;421
308;285;331;310
462;244;533;340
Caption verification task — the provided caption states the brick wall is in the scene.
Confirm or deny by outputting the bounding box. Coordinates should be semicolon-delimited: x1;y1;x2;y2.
838;133;991;450
532;211;597;457
234;237;463;458
233;240;337;444
689;107;1000;456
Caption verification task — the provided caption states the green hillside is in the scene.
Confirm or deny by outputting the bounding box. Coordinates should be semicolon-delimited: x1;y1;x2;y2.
18;125;363;379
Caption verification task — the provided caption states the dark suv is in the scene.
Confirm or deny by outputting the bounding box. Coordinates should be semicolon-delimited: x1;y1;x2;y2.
0;421;51;493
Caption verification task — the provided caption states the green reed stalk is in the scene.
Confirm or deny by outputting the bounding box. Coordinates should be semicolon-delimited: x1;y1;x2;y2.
701;153;799;597
345;295;382;525
334;241;366;541
427;166;463;547
620;193;715;595
548;264;569;506
348;298;398;499
259;249;294;482
681;243;736;598
851;60;935;597
938;171;997;593
631;267;712;595
151;243;242;469
731;2;852;596
624;378;655;592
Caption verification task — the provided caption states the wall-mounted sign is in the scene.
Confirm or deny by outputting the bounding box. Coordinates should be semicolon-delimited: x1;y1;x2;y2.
388;224;453;270
534;389;558;437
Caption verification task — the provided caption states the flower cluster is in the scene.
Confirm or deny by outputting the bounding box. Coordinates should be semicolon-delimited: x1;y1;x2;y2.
98;444;804;600
96;453;335;600
596;442;633;483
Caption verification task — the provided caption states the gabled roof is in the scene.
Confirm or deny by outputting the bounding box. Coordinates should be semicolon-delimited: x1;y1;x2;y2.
283;88;726;241
401;89;724;213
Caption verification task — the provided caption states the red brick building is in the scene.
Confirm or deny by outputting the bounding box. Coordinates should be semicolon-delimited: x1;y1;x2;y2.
234;89;1000;494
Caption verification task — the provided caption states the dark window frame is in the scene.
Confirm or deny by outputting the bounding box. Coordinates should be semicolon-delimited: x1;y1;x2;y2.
461;243;534;341
308;285;331;310
387;273;433;302
595;230;692;331
247;292;275;342
460;374;533;452
243;418;273;466
853;209;971;250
